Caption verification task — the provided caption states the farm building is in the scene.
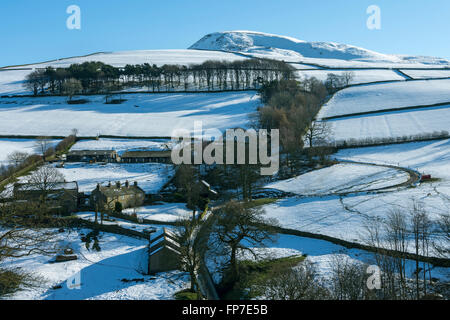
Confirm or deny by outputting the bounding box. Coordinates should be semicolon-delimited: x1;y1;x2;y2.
67;150;120;163
148;229;181;274
13;181;79;215
120;150;172;164
90;180;145;211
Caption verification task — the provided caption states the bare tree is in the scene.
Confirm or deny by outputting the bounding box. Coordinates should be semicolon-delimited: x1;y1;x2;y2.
328;255;371;300
410;202;432;298
385;209;409;295
434;213;450;258
7;152;29;168
0;194;59;296
26;165;65;205
213;201;278;283
342;72;355;86
34;137;52;162
305;121;332;148
261;260;328;300
23;70;46;96
176;216;208;295
364;218;406;299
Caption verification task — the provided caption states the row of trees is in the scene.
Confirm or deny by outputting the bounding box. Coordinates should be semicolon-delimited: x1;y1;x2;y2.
24;59;295;97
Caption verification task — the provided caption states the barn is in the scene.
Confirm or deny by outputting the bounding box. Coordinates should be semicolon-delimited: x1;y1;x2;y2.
67;150;120;163
120;150;172;164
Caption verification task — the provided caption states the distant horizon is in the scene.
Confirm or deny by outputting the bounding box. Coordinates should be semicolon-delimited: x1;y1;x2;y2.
1;0;449;66
2;30;449;69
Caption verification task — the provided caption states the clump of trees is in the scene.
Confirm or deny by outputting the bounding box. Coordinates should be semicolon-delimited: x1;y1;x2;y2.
23;59;295;97
257;78;331;172
325;72;354;93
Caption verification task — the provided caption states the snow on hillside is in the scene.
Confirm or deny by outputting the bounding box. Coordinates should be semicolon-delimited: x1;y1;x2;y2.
76;212;176;233
265;163;409;196
262;189;448;256
0;92;259;137
0;50;247;95
0;69;32;95
327;104;450;141
260;139;450;255
190;31;450;67
191;31;398;61
242;234;449;284
2;49;247;70
51;162;174;194
336;138;450;180
400;69;450;80
7;162;175;195
317;79;450;119
122;203;191;223
0;138;60;166
70;138;172;156
1;229;188;300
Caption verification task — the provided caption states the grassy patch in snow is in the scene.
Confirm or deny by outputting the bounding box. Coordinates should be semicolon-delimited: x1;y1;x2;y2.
420;177;442;184
174;289;201;300
243;198;278;209
0;268;40;298
219;255;305;300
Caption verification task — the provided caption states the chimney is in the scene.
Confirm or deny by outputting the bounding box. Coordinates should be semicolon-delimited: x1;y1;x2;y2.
134;181;138;187
108;181;111;187
96;183;100;190
116;181;121;188
125;180;129;188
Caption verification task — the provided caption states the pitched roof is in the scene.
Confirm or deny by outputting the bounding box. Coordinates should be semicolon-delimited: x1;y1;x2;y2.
121;150;172;158
68;150;117;156
93;184;144;197
14;181;79;192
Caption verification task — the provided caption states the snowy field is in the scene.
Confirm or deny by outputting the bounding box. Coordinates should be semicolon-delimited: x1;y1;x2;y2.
260;139;450;256
3;162;175;195
239;234;449;282
296;69;406;85
261;190;448;256
70;138;172;156
265;163;410;196
400;69;450;80
327;104;450;141
51;162;174;194
3;49;246;70
122;203;191;223
0;92;259;137
317;79;450;119
1;228;188;300
76;212;176;233
0;69;32;95
336;139;450;181
0;138;60;166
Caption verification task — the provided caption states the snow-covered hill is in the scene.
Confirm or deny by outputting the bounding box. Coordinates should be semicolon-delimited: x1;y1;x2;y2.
190;30;450;67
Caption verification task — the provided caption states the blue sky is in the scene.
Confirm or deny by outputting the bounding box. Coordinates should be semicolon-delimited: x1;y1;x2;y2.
0;0;448;66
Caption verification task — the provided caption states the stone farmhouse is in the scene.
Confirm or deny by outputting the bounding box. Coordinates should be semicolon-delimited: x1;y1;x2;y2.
90;181;145;211
13;181;79;215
